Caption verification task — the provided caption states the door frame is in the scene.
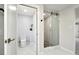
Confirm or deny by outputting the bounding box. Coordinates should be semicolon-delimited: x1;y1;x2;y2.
4;4;44;55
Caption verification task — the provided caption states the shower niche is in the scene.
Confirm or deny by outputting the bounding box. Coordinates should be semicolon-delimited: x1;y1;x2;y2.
44;9;59;48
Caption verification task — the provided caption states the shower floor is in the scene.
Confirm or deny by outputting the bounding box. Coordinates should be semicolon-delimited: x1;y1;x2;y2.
17;47;36;55
39;45;74;55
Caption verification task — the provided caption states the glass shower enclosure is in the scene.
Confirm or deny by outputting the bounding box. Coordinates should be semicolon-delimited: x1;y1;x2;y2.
44;11;59;48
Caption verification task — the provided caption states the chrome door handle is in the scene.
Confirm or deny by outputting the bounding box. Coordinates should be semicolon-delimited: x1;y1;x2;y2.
5;38;15;43
8;38;15;43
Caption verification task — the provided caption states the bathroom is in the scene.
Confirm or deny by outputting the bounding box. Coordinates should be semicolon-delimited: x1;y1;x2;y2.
5;4;79;55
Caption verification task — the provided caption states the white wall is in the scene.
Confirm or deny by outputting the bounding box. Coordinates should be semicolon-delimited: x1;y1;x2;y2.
0;4;4;55
59;5;79;54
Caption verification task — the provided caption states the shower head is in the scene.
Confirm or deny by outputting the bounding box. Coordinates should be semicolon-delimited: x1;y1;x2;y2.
44;11;59;20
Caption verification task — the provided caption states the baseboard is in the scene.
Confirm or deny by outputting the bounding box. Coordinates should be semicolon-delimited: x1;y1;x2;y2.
60;46;75;55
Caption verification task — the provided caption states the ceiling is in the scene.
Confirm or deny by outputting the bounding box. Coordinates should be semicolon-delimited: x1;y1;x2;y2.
17;5;36;16
44;4;74;12
8;5;36;16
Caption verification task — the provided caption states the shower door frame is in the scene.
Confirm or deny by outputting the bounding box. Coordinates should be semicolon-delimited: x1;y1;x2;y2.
16;4;38;55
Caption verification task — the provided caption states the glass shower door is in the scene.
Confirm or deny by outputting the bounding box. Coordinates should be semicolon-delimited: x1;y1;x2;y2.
44;13;59;48
16;5;37;55
50;15;59;46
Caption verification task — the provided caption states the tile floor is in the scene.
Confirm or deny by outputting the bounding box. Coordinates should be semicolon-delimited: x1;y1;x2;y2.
39;46;74;55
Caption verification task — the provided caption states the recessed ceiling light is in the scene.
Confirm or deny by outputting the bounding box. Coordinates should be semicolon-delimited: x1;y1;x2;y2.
24;9;27;12
9;5;16;11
